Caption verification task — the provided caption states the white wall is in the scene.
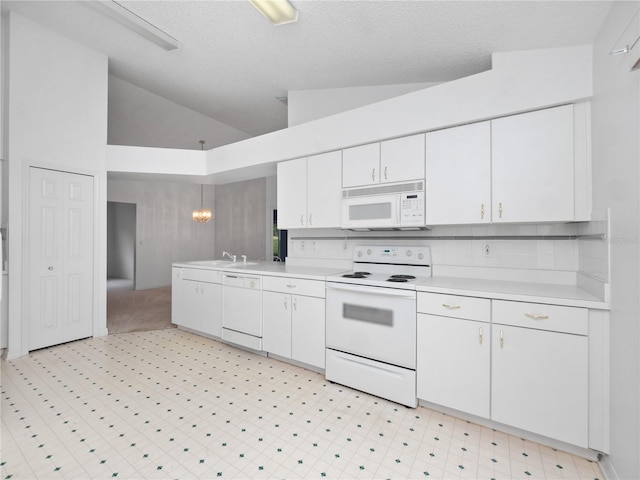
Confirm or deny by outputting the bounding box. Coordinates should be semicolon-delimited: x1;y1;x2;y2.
288;82;438;127
592;2;640;478
108;75;251;150
108;179;216;290
5;11;109;359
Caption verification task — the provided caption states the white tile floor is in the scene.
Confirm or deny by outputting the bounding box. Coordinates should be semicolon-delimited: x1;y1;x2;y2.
2;329;603;479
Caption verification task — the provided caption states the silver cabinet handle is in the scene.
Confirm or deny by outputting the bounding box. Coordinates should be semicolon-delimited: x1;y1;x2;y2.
499;330;504;349
525;313;549;320
371;168;376;181
286;283;296;288
384;166;388;180
293;297;297;311
442;304;461;310
480;203;485;220
300;214;304;226
308;214;312;226
498;202;503;218
479;327;483;345
284;297;288;310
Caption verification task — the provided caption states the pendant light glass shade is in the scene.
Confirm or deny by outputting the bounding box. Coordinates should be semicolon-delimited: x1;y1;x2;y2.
193;184;212;223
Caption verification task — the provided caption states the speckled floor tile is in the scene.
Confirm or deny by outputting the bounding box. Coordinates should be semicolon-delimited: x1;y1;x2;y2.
2;328;604;479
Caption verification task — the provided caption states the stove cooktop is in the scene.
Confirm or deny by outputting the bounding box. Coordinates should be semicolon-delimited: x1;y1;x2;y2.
327;245;432;290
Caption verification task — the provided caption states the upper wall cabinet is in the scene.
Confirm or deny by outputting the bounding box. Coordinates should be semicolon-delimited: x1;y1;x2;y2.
492;104;577;223
342;134;425;188
277;151;342;229
425;104;591;225
425;121;491;225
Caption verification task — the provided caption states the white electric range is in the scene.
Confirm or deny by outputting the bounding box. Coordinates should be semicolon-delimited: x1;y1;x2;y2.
325;245;432;407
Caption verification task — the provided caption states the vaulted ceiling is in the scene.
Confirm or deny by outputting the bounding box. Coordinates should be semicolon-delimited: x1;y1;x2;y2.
2;1;613;137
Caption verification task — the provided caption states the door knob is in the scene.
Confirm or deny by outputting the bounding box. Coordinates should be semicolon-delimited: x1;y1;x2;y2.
48;266;54;271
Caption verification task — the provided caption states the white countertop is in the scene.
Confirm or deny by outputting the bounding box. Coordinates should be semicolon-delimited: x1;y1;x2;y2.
173;260;349;281
417;276;610;310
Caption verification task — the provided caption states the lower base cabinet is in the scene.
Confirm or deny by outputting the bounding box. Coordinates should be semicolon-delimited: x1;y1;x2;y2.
171;267;222;337
417;313;490;418
492;319;588;447
417;293;590;449
262;276;326;369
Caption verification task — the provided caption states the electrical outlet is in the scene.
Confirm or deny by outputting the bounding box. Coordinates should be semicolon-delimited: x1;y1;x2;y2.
483;243;493;258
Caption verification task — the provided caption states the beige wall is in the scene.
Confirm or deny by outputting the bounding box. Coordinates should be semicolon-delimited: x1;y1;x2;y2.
214;178;267;261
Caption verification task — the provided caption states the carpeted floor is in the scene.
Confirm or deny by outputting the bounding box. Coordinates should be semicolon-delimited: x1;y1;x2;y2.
107;279;175;334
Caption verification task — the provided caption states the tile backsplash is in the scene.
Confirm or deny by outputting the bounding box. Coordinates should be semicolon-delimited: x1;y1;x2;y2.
286;218;609;285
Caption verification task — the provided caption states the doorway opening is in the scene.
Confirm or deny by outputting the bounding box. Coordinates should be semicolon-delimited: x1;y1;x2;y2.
107;201;136;291
273;209;287;262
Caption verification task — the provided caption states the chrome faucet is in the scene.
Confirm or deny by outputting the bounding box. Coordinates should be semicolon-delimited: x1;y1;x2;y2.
241;255;247;264
222;251;236;262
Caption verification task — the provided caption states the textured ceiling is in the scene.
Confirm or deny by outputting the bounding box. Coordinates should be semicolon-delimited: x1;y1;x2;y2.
3;0;613;137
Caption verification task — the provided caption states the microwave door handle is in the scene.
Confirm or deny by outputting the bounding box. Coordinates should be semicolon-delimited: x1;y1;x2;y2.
326;282;416;298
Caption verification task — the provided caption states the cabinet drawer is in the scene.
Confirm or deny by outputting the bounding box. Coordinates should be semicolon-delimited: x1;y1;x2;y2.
417;292;490;322
493;300;587;335
262;276;325;298
182;268;223;283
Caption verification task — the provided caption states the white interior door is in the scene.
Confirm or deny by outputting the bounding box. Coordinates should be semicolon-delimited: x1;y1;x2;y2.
29;167;94;351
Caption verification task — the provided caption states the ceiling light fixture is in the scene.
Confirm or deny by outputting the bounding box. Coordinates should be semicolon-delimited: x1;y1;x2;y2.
193;140;212;223
249;0;298;26
87;0;180;51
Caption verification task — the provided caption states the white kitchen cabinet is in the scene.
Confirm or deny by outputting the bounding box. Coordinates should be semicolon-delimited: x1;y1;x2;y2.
342;134;425;188
417;293;491;418
262;276;326;369
171;267;223;337
262;291;292;358
425;122;491;225
277;157;307;228
491;300;589;447
291;295;325;368
491;105;575;223
277;151;342;229
380;134;425;184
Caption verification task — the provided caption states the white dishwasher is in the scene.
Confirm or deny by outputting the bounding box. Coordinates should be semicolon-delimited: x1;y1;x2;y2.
221;273;263;351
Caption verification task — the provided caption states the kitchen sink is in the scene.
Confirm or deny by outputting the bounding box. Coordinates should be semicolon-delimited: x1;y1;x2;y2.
191;260;259;267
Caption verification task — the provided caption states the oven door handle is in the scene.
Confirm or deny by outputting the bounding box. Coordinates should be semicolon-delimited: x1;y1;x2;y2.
326;282;416;298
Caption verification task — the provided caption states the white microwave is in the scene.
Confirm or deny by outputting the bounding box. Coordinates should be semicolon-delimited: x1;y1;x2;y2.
341;181;425;230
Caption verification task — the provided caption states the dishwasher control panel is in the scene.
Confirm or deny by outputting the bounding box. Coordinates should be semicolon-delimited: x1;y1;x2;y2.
223;273;262;290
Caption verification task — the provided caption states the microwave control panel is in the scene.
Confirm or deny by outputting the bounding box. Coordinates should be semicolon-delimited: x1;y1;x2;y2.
400;191;424;225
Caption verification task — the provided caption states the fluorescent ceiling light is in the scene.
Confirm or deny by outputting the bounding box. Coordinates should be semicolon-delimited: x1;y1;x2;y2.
88;1;180;51
249;0;298;26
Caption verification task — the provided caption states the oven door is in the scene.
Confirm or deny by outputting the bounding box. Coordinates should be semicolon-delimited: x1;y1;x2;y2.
341;194;400;229
325;282;416;369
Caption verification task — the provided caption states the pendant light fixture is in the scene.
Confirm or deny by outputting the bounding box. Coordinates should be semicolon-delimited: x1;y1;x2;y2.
192;140;212;223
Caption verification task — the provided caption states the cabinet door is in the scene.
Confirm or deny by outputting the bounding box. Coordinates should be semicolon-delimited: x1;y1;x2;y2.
277;158;307;228
492;324;588;447
262;291;292;358
380;134;425;183
199;282;222;337
492;105;574;223
307;151;342;228
291;295;325;368
417;314;490;418
180;280;203;331
342;143;380;187
425;122;491;224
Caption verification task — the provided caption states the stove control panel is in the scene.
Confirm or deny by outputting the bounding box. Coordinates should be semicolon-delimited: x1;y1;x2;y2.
353;245;431;266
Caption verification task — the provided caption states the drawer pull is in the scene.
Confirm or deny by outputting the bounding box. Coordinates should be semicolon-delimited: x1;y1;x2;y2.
284;297;288;310
286;284;296;288
499;330;504;349
442;303;461;310
478;327;483;345
525;313;549;320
